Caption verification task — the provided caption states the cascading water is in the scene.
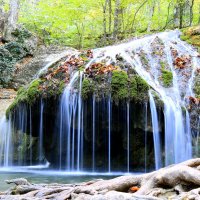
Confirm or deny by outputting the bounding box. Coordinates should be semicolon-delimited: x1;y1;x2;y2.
0;117;12;167
39;99;44;162
149;91;162;170
92;94;96;172
144;102;148;172
76;29;195;169
0;30;199;173
108;96;111;173
127;102;130;173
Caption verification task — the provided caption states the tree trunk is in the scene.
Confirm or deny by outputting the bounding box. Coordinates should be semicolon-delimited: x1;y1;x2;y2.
113;0;120;40
3;0;20;41
189;0;194;26
198;3;200;24
174;6;179;28
102;0;108;43
179;0;186;29
108;0;112;34
0;8;5;34
147;1;155;32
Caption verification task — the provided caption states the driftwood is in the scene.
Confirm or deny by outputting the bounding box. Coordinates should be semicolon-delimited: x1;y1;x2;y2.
1;158;200;199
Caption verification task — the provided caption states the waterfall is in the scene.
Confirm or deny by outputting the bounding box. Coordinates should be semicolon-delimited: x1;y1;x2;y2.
39;99;44;162
0;117;12;167
108;96;111;172
195;117;200;155
92;94;96;172
77;72;83;171
58;71;79;170
127;102;130;173
149;91;162;170
0;30;198;172
144;103;148;172
185;111;192;159
29;108;32;165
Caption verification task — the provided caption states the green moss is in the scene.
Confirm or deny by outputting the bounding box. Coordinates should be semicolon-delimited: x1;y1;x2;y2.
6;87;28;118
27;79;41;103
81;78;94;100
58;80;66;95
161;68;173;87
160;61;166;69
111;70;128;101
180;34;190;41
135;75;150;100
194;76;200;98
181;26;200;52
6;79;42;117
12;27;32;43
129;76;137;98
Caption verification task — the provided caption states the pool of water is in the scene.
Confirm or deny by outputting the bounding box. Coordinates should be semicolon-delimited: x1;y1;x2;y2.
0;166;127;192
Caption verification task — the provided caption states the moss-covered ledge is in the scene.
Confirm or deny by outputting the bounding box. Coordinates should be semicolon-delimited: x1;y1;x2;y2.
181;26;200;53
81;68;150;103
6;77;66;118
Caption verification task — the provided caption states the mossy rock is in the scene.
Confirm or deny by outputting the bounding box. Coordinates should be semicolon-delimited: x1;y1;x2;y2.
6;79;42;117
4;42;28;61
181;26;200;52
111;70;129;101
27;79;41;103
129;76;137;98
161;68;173;87
81;78;94;100
12;27;32;42
0;48;13;62
134;75;150;101
193;74;200;98
0;61;14;86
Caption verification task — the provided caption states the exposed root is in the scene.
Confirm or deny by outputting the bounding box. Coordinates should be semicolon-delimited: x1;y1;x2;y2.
1;159;200;200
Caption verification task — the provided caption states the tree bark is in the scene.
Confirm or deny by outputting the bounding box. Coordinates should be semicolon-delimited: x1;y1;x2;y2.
3;0;20;41
189;0;194;26
102;0;108;43
199;4;200;24
108;0;112;34
113;0;120;40
147;1;155;32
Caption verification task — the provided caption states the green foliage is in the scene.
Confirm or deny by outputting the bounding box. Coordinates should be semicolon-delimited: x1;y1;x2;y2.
81;78;94;100
111;70;129;101
18;0;200;49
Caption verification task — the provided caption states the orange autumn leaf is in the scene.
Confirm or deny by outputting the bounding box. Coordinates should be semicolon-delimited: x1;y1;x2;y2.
129;186;140;193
